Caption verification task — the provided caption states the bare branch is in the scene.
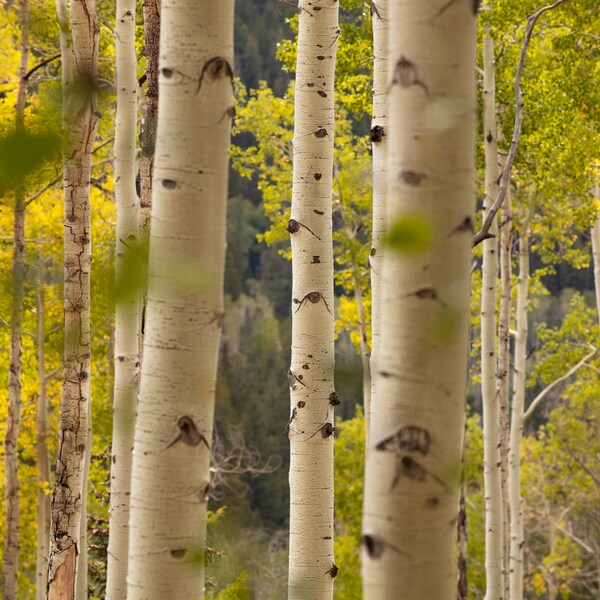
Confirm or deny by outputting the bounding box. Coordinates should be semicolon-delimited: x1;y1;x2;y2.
23;53;60;81
523;345;596;421
473;0;570;247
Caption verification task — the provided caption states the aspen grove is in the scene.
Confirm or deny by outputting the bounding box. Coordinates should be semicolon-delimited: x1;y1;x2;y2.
1;0;600;599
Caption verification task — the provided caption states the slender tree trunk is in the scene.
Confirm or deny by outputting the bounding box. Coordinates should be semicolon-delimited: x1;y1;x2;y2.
287;2;338;598
105;0;139;594
457;425;468;600
591;180;600;321
47;0;99;595
497;194;512;600
481;29;503;600
76;429;90;600
354;275;371;417
362;3;477;598
35;258;51;600
508;232;529;600
2;1;29;597
139;0;160;238
368;0;388;441
126;2;234;597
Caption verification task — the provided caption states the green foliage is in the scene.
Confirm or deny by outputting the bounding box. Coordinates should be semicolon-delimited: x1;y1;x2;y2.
386;216;433;254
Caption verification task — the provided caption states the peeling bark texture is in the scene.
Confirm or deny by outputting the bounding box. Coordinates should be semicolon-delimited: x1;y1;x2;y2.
362;2;476;598
139;0;161;238
126;1;233;598
497;190;512;600
508;233;529;600
105;0;140;594
35;263;52;600
481;30;503;600
369;0;388;442
47;0;99;596
287;2;338;599
2;1;29;597
591;180;600;322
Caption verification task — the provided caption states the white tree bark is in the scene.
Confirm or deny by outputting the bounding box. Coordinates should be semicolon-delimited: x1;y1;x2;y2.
47;0;99;596
481;29;503;600
497;193;512;600
35;259;51;600
368;0;388;442
126;1;234;597
508;232;529;600
287;2;338;598
591;180;600;321
105;0;139;594
361;2;477;598
2;2;29;596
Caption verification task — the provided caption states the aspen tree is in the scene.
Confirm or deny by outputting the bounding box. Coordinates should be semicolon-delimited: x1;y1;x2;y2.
362;1;477;598
368;0;388;440
508;231;529;600
47;0;99;595
481;29;503;600
591;180;600;320
126;1;234;597
2;1;29;595
105;0;139;593
286;1;338;598
35;258;51;600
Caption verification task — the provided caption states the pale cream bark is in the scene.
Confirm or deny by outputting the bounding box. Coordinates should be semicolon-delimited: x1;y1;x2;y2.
105;0;139;594
286;2;338;598
361;2;477;598
508;232;529;600
591;181;600;320
126;1;234;597
35;261;51;600
2;1;29;597
481;30;503;600
497;194;512;600
368;0;388;441
47;0;99;596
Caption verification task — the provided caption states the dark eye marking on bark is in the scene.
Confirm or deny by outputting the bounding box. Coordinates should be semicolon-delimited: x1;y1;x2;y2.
311;256;321;264
400;170;424;186
314;127;328;138
376;425;431;455
317;90;327;97
400;456;427;480
167;416;210;450
196;56;234;94
362;534;384;559
452;216;474;234
316;55;326;61
370;1;382;20
161;67;174;78
293;291;332;314
329;392;341;406
314;173;322;181
297;400;306;408
327;564;339;578
170;548;187;559
426;496;440;508
306;422;336;440
392;56;430;96
287;218;322;240
288;369;307;390
370;125;385;143
284;407;298;437
486;131;493;143
415;287;438;300
162;179;177;189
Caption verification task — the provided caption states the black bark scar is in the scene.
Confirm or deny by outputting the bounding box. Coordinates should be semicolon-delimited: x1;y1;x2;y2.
167;416;210;449
196;56;233;94
293;291;332;314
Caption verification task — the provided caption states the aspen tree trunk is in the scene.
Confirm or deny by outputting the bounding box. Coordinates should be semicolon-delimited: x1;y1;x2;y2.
36;260;51;600
591;181;600;321
354;278;371;416
497;195;512;600
362;2;477;598
481;29;503;600
126;2;234;597
287;2;338;598
47;0;99;595
457;430;468;600
2;1;29;597
105;0;139;594
76;434;90;600
508;232;529;600
138;0;160;238
368;0;388;440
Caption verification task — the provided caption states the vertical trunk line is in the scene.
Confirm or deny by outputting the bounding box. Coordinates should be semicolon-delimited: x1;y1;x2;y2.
481;29;503;600
508;232;529;600
47;0;99;596
2;0;29;596
590;180;600;323
287;1;339;598
106;0;140;593
368;0;388;443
